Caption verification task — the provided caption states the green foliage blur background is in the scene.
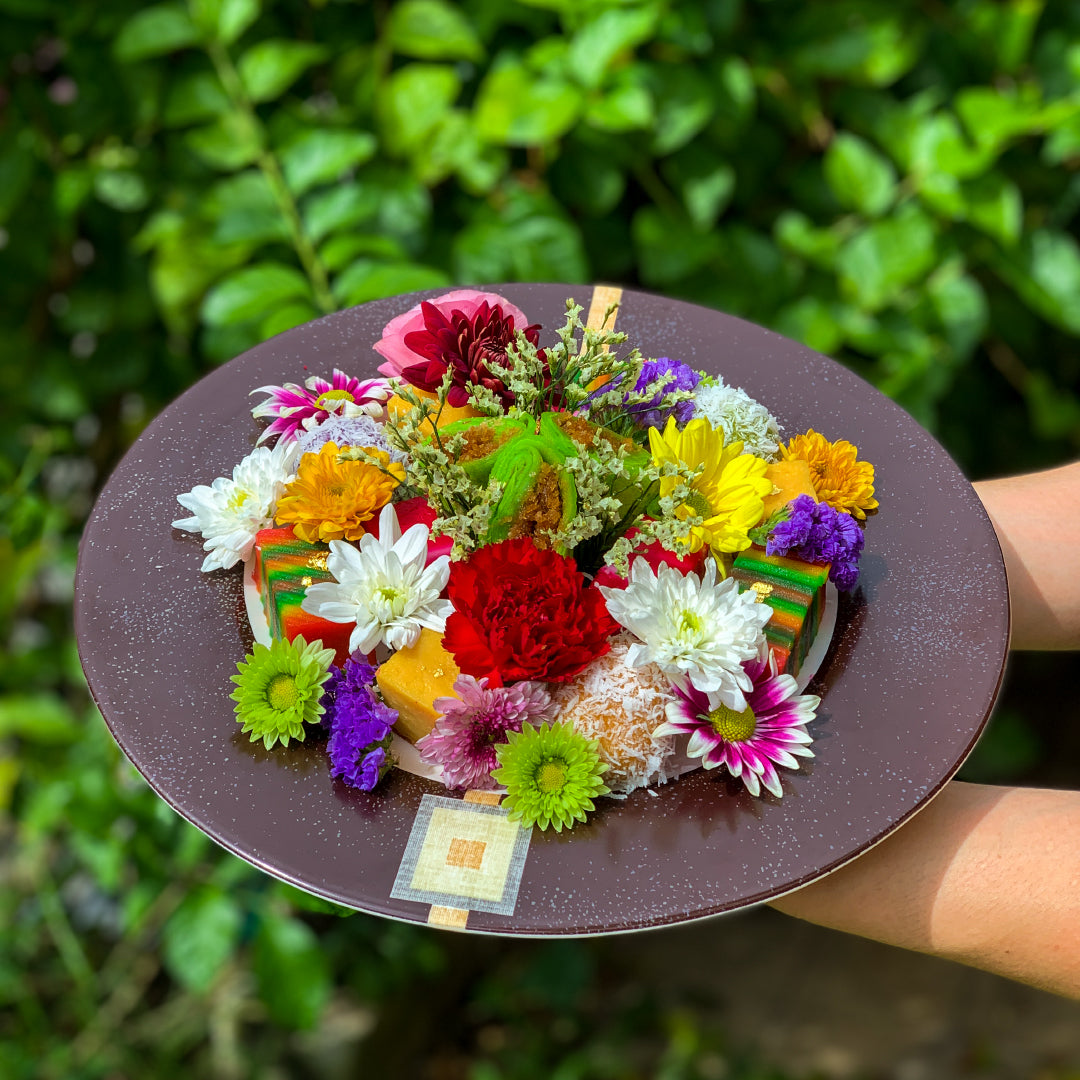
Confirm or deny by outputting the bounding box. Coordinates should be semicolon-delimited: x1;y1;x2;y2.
2;1;1079;1076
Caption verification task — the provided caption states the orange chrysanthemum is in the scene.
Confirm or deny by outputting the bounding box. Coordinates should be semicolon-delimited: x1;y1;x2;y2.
781;430;878;520
275;442;404;543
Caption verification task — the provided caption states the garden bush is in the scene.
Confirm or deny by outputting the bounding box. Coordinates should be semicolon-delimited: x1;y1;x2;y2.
1;0;1078;1075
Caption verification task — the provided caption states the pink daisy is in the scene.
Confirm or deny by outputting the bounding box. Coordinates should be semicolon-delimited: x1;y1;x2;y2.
653;645;819;797
250;369;391;444
416;675;555;790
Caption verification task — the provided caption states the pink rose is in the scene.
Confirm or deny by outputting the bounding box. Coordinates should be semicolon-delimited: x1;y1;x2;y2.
373;289;532;380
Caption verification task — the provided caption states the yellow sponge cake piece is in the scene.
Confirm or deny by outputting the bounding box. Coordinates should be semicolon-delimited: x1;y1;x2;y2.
376;628;461;744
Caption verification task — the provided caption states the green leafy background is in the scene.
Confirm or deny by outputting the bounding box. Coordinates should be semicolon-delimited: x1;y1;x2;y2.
2;1;1079;1076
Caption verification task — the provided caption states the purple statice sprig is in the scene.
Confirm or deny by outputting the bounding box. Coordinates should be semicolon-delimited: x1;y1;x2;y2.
584;357;700;439
320;652;397;791
764;494;865;591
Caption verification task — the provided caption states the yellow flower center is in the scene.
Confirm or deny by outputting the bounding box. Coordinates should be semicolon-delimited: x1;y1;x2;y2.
536;760;567;794
707;703;756;743
267;673;300;712
227;489;252;512
315;389;355;408
677;610;703;637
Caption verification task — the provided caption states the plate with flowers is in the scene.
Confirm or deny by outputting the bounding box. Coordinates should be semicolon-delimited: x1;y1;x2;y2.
76;284;1009;935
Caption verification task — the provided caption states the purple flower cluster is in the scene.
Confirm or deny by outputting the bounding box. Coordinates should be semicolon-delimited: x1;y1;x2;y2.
627;358;700;428
320;653;396;791
766;494;865;590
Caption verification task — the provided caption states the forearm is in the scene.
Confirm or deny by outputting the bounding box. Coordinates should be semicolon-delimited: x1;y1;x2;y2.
974;462;1080;650
770;781;1080;998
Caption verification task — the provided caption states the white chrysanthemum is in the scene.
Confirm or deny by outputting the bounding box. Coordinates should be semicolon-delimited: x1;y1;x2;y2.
598;557;771;712
173;441;296;572
693;378;782;461
302;503;452;654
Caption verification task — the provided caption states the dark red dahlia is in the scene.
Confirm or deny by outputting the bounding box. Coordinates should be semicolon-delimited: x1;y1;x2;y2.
443;538;619;685
398;301;541;409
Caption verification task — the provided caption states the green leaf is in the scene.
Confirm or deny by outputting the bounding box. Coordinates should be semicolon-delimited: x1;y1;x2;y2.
837;206;937;311
386;0;483;61
332;260;450;307
238;40;328;104
823;132;897;216
926;261;987;359
963;173;1023;246
584;74;655;132
632;207;718;285
989;228;1080;335
0;694;79;744
954;86;1047;155
253;912;332;1029
302;182;380;243
93;171;149;213
113;4;201;62
792;11;923;87
453;213;587;284
186;111;262;170
474;61;583;146
908;112;993;179
567;4;661;90
280;130;378;196
207;171;288;245
645;65;714;155
662;147;734;231
162;888;243;993
202;262;313;326
319;233;408;273
162;70;230;127
376;64;461;155
774;297;844;355
189;0;260;45
412;110;509;194
773;210;846;270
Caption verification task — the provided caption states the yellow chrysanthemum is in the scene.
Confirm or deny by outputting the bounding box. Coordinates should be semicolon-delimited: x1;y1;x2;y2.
781;430;878;520
649;417;771;555
275;442;404;543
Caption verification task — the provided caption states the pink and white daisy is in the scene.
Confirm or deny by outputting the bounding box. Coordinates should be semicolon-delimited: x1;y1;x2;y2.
416;675;555;790
250;369;391;444
653;644;819;797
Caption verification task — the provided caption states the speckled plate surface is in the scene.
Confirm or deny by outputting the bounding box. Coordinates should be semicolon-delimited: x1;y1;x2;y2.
75;285;1009;936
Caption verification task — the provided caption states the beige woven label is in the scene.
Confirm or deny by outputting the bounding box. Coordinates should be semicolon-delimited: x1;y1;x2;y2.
427;905;468;928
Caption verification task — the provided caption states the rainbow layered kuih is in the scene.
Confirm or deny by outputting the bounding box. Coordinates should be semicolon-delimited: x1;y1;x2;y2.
732;548;830;677
252;526;353;666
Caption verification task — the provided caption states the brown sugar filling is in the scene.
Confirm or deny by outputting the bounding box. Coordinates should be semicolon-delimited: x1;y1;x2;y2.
508;464;563;549
550;413;634;452
456;424;507;462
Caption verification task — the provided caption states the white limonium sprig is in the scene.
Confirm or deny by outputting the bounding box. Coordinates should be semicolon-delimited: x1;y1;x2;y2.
173;440;297;572
301;503;452;654
598;557;771;712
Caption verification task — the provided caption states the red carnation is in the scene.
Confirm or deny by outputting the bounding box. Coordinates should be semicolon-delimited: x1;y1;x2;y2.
398;300;541;410
443;538;619;685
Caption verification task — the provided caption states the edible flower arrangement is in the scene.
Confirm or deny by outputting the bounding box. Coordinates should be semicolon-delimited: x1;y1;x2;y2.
174;290;878;832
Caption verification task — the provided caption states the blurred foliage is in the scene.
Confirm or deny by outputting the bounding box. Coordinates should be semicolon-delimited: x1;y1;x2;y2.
1;0;1079;1075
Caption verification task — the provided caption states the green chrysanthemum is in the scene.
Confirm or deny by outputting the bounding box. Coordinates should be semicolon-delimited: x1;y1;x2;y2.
230;636;336;749
491;721;609;832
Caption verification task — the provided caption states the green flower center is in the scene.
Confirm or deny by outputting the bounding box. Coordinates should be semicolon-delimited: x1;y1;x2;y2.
315;389;355;409
706;703;756;743
682;489;713;518
677;609;702;637
267;673;301;712
535;760;568;794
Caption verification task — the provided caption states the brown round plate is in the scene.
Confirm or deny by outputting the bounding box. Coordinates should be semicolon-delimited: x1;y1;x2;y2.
75;285;1009;935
